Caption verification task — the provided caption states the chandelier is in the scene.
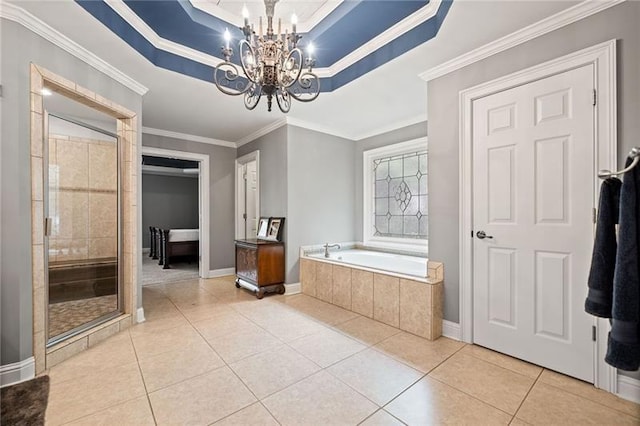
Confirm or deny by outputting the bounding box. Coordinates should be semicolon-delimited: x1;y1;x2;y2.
213;0;320;113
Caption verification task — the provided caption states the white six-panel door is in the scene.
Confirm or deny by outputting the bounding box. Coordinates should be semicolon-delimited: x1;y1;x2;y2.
472;64;595;382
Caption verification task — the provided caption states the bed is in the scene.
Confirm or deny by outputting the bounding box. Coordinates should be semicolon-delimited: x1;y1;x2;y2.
149;227;199;269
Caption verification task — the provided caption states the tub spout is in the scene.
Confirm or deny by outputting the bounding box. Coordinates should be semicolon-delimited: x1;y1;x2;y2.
323;243;341;258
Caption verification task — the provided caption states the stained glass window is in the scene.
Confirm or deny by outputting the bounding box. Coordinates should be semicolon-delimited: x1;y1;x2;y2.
372;150;428;239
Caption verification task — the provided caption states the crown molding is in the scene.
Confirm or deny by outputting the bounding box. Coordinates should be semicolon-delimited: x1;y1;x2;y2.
351;114;427;141
419;0;626;82
107;1;223;67
0;1;148;96
286;117;353;141
103;0;441;80
189;0;342;34
235;118;288;147
142;126;236;148
319;0;441;79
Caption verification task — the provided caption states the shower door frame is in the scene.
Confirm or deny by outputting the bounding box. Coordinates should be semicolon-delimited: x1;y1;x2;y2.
30;64;139;374
44;113;124;346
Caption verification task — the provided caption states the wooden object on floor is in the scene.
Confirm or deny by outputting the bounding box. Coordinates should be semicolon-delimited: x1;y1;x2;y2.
235;239;285;299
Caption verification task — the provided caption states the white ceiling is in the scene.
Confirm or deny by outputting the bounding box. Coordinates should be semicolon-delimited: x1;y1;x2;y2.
11;1;580;144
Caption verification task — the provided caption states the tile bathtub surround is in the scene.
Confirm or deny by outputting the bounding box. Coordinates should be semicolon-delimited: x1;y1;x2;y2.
300;257;444;340
43;276;640;425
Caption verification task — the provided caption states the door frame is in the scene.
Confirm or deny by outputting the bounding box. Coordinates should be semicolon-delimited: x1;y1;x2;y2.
459;40;617;391
141;146;210;278
235;151;260;239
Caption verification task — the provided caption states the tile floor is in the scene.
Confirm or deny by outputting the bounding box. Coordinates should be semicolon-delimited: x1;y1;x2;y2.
44;276;640;425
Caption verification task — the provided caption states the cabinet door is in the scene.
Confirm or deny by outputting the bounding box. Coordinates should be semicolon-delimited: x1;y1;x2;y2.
236;245;258;283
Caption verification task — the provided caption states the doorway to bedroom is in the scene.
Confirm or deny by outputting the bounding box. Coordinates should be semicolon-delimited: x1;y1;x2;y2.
141;147;211;286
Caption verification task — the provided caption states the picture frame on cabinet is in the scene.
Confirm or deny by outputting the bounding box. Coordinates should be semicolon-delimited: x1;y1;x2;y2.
257;217;269;238
266;217;285;242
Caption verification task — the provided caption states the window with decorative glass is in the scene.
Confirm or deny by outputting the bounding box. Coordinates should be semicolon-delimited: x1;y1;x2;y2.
363;138;428;252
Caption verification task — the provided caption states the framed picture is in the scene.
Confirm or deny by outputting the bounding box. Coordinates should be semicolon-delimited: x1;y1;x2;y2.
257;217;269;238
266;217;285;241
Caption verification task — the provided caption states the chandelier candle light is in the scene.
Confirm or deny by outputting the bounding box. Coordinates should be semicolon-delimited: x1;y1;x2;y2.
213;0;320;112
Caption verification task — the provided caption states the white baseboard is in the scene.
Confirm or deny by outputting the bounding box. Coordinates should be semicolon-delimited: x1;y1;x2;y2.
442;320;461;340
284;282;301;295
617;375;640;404
0;357;35;388
136;307;146;323
208;268;235;278
142;247;150;254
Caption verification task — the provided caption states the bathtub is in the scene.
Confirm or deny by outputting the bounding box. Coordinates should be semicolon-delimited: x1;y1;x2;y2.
300;246;444;340
308;249;427;278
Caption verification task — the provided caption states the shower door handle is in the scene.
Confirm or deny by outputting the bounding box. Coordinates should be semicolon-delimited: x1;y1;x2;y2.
45;217;53;237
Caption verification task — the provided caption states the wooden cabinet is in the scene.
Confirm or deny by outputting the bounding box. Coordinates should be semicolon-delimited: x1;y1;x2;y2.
234;239;285;299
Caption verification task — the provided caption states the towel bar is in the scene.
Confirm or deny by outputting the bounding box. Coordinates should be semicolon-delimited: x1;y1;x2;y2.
598;147;640;178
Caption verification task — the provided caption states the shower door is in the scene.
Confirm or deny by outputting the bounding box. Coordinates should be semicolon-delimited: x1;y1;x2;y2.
45;109;121;345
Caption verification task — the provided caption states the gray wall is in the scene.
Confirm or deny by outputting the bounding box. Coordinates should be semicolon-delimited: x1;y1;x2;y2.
237;125;357;283
142;134;236;271
355;122;428;242
0;20;143;365
237;125;288;218
286;125;356;282
142;174;199;247
427;2;640;376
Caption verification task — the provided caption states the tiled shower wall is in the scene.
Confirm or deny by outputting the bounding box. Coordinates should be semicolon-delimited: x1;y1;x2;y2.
48;134;117;263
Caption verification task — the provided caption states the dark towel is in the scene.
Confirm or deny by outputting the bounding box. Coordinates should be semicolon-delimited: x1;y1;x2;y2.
585;178;621;317
605;157;640;371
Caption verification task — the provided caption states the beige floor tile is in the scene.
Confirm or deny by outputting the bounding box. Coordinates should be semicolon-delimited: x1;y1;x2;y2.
192;311;256;341
459;345;543;379
230;345;321;399
131;324;208;360
230;299;294;322
538;369;640;418
360;409;405;426
429;352;535;415
171;292;220;310
335;316;401;346
149;366;256;425
280;294;360;325
385;376;512;425
262;371;378;425
46;362;146;425
142;299;182;321
214;402;279;426
509;418;531;425
516;381;639;425
328;348;423;405
129;313;190;335
65;396;155;425
179;301;235;323
373;332;464;373
138;342;225;392
206;325;283;363
48;332;136;384
255;311;330;342
289;327;366;367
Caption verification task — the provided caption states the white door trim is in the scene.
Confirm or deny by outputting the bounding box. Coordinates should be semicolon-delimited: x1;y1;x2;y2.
459;40;617;391
235;151;260;239
141;146;211;278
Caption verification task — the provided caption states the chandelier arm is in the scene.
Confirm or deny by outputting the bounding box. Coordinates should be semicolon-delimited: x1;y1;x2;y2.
275;89;291;113
277;48;303;89
286;72;320;102
239;40;260;84
244;83;262;110
214;61;253;96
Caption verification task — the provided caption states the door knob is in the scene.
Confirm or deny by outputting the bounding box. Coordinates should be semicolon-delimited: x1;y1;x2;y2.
476;230;493;239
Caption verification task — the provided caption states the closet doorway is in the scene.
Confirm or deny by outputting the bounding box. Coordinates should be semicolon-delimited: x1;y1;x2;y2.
236;151;260;239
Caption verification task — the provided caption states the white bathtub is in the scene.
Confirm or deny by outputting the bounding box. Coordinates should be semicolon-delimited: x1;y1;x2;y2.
308;249;427;278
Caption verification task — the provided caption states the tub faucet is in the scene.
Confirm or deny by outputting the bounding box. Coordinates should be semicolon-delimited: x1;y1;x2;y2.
323;243;341;258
